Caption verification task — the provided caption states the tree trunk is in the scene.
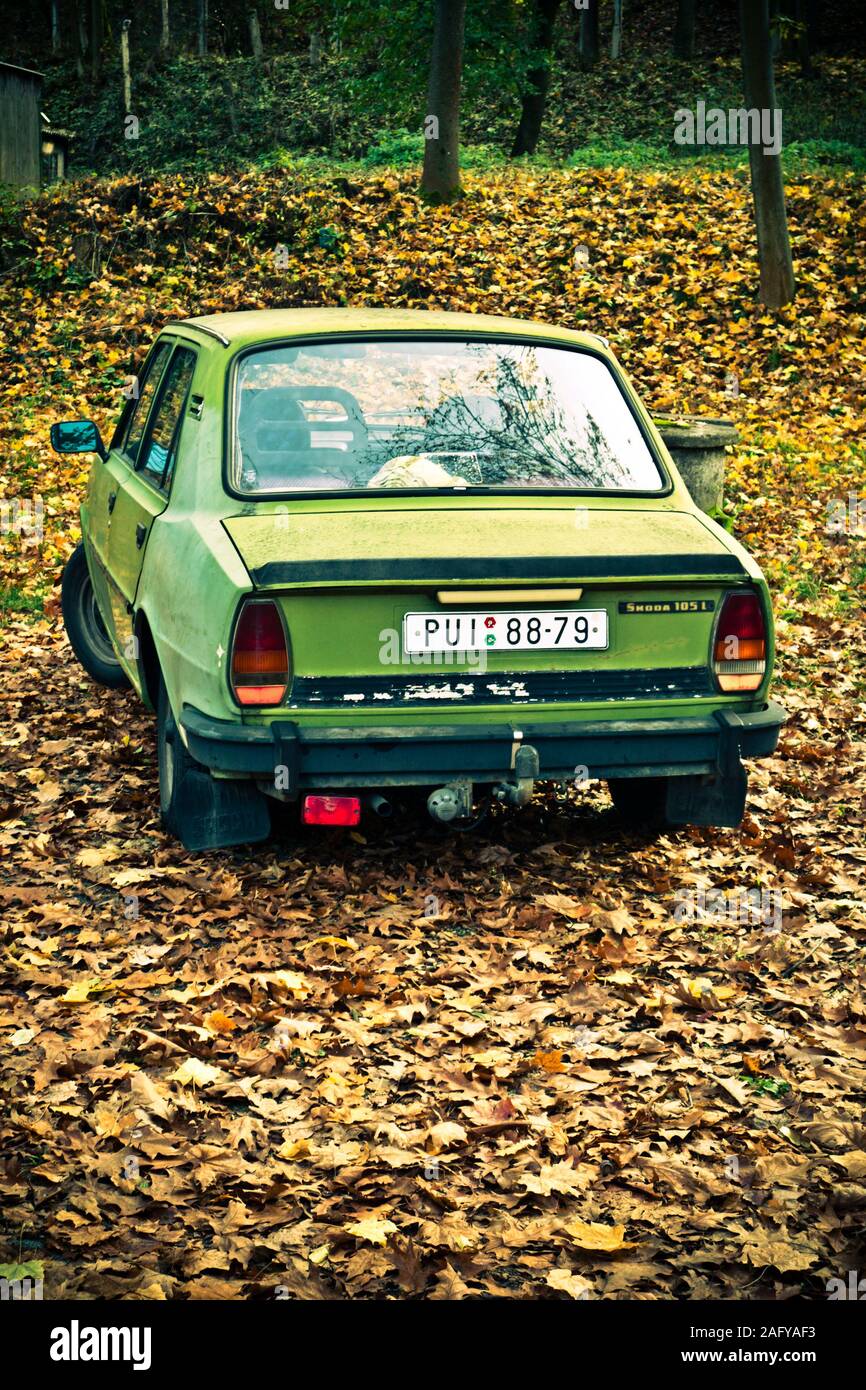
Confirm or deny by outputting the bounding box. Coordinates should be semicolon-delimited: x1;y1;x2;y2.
160;0;170;54
74;0;86;77
795;0;814;76
420;0;467;203
782;0;814;77
673;0;695;59
221;74;239;138
197;0;208;57
511;0;562;157
768;0;781;59
120;18;132;112
309;31;321;66
51;0;61;54
249;8;263;63
739;0;795;308
610;0;624;60
578;0;599;70
90;0;103;81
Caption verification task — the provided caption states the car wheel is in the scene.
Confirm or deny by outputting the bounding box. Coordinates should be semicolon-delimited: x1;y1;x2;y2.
157;677;271;850
157;676;199;832
61;543;129;689
607;776;679;831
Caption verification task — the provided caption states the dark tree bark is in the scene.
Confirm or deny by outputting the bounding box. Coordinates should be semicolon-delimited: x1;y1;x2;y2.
73;0;86;76
51;0;61;54
782;0;814;77
610;0;624;59
769;0;783;58
739;0;795;307
197;0;208;57
160;0;170;54
578;0;599;69
90;0;102;80
673;0;695;59
421;0;467;203
511;0;562;157
248;8;263;63
221;73;239;137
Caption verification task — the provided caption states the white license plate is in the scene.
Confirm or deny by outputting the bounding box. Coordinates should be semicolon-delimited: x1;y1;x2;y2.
403;609;609;653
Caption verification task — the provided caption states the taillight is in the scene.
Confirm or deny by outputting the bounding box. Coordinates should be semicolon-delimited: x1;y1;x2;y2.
713;591;766;693
302;795;361;826
230;599;289;706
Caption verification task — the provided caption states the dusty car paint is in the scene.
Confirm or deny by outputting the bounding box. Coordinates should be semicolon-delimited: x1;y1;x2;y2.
65;308;782;840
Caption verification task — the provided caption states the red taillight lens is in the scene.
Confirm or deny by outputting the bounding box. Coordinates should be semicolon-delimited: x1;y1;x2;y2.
302;795;361;826
230;600;289;706
714;591;767;692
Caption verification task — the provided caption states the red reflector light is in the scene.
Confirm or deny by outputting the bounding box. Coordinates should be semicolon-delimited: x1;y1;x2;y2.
302;795;361;827
714;591;767;693
230;600;289;707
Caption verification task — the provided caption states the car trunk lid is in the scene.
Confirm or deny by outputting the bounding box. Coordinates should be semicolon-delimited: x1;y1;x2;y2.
223;502;744;588
222;503;749;712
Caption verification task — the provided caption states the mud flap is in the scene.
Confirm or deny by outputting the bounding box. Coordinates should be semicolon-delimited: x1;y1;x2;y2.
174;769;271;851
665;762;748;828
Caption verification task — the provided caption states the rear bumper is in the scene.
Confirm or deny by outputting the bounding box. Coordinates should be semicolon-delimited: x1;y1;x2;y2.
180;700;786;794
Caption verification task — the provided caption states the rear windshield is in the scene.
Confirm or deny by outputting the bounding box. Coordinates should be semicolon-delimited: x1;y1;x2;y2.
231;338;663;495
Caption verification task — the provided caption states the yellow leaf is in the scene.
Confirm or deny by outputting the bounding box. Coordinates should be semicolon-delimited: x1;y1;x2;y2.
547;1268;592;1299
61;977;111;1003
171;1058;224;1088
345;1217;398;1246
562;1218;634;1252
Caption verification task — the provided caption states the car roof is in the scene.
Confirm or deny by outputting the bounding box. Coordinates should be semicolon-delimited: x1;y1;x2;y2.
169;307;608;352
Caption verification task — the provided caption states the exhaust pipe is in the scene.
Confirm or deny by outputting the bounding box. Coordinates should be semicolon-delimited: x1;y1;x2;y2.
365;793;393;818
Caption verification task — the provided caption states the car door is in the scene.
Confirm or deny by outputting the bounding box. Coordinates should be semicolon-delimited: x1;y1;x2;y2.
85;338;174;639
105;343;198;661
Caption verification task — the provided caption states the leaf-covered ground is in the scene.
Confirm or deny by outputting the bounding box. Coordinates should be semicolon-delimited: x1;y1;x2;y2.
1;165;864;1299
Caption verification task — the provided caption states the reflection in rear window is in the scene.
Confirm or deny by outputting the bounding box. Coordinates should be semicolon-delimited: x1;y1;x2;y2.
232;338;663;495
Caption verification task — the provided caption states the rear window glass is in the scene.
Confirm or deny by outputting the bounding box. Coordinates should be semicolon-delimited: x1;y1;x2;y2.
231;338;663;495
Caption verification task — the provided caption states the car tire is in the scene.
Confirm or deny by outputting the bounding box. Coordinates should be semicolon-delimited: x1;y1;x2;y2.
157;676;198;835
607;776;679;831
61;543;130;689
157;677;271;851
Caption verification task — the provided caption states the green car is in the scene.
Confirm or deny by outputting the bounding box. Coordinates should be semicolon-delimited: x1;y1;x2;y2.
53;309;784;850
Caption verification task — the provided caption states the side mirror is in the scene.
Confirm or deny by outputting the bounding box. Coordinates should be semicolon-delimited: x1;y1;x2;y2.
50;420;107;460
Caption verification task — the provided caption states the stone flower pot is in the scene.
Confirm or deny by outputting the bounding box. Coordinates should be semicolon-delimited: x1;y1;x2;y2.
652;416;738;514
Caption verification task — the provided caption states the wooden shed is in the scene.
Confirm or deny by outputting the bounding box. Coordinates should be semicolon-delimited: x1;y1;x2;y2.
0;61;44;189
41;117;74;182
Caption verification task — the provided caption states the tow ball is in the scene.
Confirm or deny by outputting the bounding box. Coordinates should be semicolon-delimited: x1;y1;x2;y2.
426;743;541;823
493;742;540;807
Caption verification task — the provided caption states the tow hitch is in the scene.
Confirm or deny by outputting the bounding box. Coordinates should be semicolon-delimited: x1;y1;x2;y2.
493;742;540;807
426;740;541;823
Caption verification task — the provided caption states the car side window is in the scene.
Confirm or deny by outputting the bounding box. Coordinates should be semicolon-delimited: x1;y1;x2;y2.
137;348;197;493
123;341;173;462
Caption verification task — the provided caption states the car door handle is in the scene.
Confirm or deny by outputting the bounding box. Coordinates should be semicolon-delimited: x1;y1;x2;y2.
135;523;147;549
108;491;117;513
